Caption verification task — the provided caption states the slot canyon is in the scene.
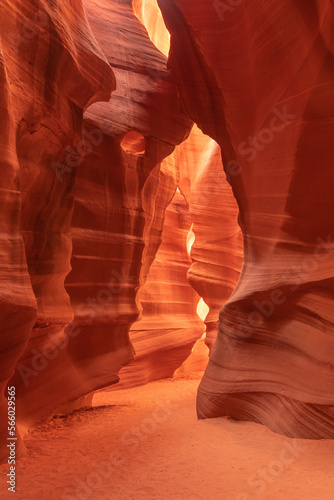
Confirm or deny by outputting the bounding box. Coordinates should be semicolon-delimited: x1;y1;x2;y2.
0;0;334;498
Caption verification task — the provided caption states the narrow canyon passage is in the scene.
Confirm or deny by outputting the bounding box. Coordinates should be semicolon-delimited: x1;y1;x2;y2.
1;377;334;499
1;0;334;498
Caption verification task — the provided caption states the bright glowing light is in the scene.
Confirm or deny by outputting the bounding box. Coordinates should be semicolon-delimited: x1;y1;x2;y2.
133;0;170;56
186;224;195;256
196;298;209;322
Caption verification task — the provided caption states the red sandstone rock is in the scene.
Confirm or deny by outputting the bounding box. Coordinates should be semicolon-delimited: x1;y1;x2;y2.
0;0;114;462
0;43;37;465
159;0;334;438
114;190;205;389
2;0;332;472
0;0;192;463
64;0;192;391
177;125;243;349
132;0;240;355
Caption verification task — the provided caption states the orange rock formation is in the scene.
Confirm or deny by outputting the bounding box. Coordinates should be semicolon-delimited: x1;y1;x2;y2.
158;0;334;438
2;0;333;467
115;190;205;388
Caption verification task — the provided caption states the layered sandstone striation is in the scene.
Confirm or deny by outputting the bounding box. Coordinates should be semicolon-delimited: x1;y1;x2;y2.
0;38;37;464
0;0;193;462
0;0;114;461
159;0;334;437
63;0;192;397
177;125;243;349
2;0;331;469
115;190;205;389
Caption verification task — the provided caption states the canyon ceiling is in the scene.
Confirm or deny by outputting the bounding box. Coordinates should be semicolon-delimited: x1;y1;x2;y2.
1;0;334;462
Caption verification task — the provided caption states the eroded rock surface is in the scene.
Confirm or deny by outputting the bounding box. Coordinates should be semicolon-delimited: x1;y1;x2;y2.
159;0;334;438
0;0;192;461
114;190;205;388
177;125;243;349
0;0;114;461
2;0;332;466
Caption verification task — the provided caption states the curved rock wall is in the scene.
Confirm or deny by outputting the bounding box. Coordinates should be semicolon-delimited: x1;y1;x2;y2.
0;0;192;462
0;0;114;461
177;125;243;349
62;0;192;398
159;0;334;438
0;40;37;464
2;0;332;466
115;189;205;389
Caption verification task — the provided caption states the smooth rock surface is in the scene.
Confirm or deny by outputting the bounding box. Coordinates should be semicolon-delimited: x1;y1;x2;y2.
115;190;205;388
158;0;334;438
0;0;114;461
1;0;192;462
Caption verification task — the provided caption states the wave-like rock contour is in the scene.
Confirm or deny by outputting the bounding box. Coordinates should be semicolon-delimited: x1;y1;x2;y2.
159;0;334;438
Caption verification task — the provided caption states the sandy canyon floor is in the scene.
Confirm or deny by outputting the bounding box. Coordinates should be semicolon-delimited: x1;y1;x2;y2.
0;375;333;499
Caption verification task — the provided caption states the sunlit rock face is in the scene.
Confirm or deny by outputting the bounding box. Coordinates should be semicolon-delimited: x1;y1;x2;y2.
177;125;243;349
133;0;170;56
114;189;205;389
131;0;243;373
2;0;331;471
159;0;334;437
0;0;192;463
63;0;192;395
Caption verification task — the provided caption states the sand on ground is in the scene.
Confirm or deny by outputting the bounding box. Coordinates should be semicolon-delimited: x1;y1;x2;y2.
0;375;333;499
